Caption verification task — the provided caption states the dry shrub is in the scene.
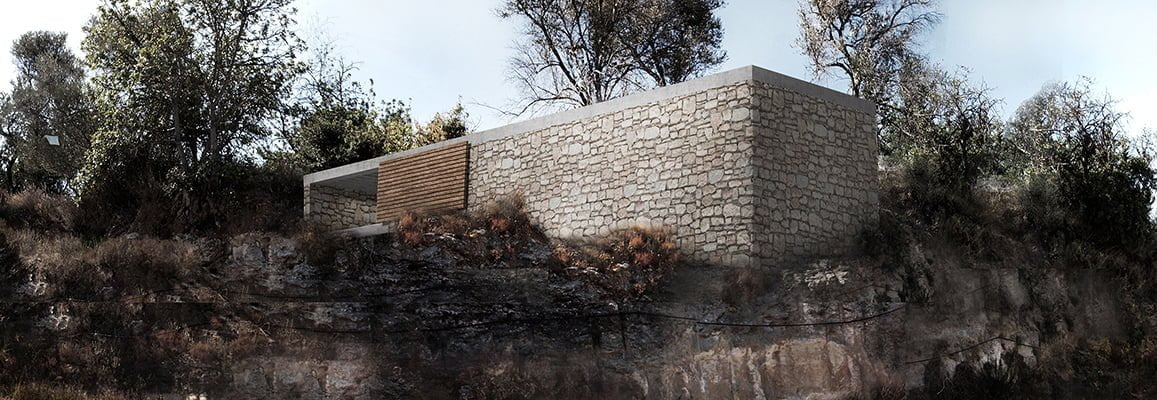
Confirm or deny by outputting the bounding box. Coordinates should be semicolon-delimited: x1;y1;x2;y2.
77;160;304;237
0;230;26;294
397;212;426;245
293;223;342;265
0;189;77;232
84;237;199;296
555;226;680;298
435;213;471;237
4;228;97;298
489;216;510;233
389;194;541;250
481;193;533;237
2;228;200;299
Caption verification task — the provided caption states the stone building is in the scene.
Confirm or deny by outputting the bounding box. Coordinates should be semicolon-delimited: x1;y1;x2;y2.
302;65;877;267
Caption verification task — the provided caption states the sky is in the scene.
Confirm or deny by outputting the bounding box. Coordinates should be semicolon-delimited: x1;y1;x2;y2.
1;0;1155;134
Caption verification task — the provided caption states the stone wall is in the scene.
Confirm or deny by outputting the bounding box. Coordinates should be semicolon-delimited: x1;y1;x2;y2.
750;81;878;264
470;82;757;266
305;66;877;267
304;185;375;231
469;76;876;267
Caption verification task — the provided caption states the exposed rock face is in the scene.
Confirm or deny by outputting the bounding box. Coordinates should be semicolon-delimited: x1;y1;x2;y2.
199;233;1137;399
638;339;877;399
2;226;1148;399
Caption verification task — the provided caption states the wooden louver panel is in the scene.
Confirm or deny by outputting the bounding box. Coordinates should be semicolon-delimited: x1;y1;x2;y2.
376;142;469;222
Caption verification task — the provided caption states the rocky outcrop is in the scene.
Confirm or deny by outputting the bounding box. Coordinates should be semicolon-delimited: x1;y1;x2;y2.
1;224;1147;399
205;232;1138;399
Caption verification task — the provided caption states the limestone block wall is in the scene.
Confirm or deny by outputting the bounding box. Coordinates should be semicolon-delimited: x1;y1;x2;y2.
470;82;758;267
303;66;877;267
750;81;878;264
304;185;376;231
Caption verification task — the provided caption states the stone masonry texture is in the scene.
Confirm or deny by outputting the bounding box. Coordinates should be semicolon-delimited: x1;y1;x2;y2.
750;81;878;264
470;83;757;266
469;79;876;267
304;185;375;231
304;67;877;267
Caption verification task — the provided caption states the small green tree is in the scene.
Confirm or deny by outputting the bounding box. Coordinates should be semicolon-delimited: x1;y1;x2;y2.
1009;79;1156;250
274;39;472;171
420;102;470;143
0;31;95;193
286;100;425;171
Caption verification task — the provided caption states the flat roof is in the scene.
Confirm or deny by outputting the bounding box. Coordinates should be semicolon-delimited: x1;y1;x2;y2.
304;65;874;193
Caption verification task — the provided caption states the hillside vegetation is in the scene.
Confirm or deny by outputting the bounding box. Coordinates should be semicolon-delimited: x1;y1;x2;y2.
0;164;1154;398
0;0;1155;398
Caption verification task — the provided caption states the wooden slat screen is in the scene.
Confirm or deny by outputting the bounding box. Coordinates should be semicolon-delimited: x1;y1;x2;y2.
376;142;469;222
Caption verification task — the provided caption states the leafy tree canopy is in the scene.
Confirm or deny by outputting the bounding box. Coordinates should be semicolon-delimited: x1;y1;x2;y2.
0;31;94;193
499;0;726;114
79;0;306;197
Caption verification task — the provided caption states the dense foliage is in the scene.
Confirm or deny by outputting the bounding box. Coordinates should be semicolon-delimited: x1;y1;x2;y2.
0;0;470;236
1007;80;1156;251
801;0;1155;258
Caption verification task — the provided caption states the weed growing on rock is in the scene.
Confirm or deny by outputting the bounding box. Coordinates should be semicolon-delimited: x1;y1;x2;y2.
553;226;679;298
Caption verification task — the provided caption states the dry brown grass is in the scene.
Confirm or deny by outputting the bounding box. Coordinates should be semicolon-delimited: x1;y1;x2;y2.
391;193;542;248
0;189;78;232
84;237;199;295
384;195;678;298
554;226;680;298
0;225;201;299
397;212;426;245
481;192;533;237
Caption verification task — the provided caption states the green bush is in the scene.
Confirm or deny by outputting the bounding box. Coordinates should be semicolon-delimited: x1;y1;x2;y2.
1007;79;1156;254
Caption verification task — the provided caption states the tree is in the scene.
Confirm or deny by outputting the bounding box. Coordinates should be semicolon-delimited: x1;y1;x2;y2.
421;102;470;143
894;60;1002;189
499;0;726;114
797;0;940;153
623;0;726;86
76;0;305;233
0;93;16;189
79;0;305;194
1009;79;1156;249
0;31;95;193
273;39;472;171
